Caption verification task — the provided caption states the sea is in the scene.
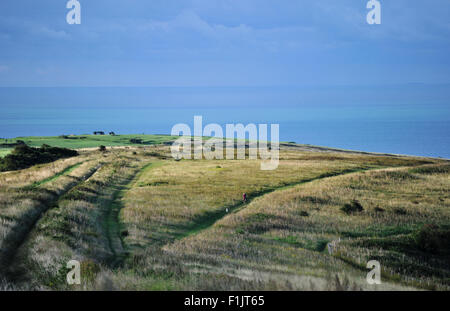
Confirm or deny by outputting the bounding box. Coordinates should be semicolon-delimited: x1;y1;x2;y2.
0;85;449;158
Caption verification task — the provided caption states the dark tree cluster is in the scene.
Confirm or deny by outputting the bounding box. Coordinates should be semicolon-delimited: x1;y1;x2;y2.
0;144;78;172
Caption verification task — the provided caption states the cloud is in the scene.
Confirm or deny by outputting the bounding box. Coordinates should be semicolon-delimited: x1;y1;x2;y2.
32;26;69;39
135;10;253;39
119;10;321;54
1;1;449;86
0;17;70;40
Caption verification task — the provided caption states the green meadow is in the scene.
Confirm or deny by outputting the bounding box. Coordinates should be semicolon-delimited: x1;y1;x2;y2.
0;137;448;291
0;134;178;150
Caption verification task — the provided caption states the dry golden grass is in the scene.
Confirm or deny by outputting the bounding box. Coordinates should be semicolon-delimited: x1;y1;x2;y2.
112;149;442;290
0;154;90;188
6;149;164;289
163;163;449;290
0;144;447;291
121;153;379;249
0;150;110;282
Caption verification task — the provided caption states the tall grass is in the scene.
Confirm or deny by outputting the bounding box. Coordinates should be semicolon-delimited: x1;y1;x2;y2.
10;150;161;289
163;164;449;290
0;144;447;291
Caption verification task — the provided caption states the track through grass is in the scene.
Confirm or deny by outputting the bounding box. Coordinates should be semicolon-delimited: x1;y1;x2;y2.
178;166;396;240
105;161;164;267
28;162;83;188
0;164;101;280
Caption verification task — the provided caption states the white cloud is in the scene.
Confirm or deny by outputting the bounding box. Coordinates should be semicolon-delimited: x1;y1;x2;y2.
0;17;70;40
33;26;69;39
127;10;320;53
135;10;253;39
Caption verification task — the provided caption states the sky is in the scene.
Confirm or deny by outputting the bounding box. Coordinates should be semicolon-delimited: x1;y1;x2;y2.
0;0;450;87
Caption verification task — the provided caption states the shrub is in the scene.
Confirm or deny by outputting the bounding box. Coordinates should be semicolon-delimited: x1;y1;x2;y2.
99;145;106;152
80;260;101;284
0;144;78;172
130;138;143;144
341;200;364;214
393;207;407;215
410;164;450;175
415;224;450;254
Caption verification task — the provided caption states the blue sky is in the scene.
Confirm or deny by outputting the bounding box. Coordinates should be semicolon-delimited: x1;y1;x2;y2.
0;0;450;87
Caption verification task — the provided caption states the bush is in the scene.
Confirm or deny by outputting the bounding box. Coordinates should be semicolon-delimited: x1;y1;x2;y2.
341;200;364;214
130;138;143;144
99;145;106;152
80;260;101;284
393;207;407;215
415;224;450;254
0;144;78;172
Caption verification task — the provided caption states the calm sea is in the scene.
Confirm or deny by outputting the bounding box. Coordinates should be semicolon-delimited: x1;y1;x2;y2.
0;86;449;158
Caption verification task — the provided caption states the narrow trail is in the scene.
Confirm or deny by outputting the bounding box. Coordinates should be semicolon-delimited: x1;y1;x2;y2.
28;162;83;188
105;161;161;268
177;166;399;241
0;163;101;279
167;166;428;290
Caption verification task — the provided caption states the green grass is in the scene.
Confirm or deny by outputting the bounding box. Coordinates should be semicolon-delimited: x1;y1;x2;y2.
106;161;165;267
0;134;178;150
0;148;12;158
28;162;83;188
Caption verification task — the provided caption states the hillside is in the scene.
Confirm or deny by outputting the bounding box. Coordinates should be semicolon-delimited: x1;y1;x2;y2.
0;138;449;291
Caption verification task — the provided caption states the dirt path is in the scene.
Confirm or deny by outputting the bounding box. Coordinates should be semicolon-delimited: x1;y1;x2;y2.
28;162;83;188
104;161;162;268
0;164;101;279
177;166;398;241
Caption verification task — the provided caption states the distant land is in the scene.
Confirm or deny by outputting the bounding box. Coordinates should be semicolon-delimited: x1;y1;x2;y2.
1;134;447;160
0;86;449;158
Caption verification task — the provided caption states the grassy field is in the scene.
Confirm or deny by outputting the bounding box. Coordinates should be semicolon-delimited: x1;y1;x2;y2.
0;134;178;150
0;139;448;291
